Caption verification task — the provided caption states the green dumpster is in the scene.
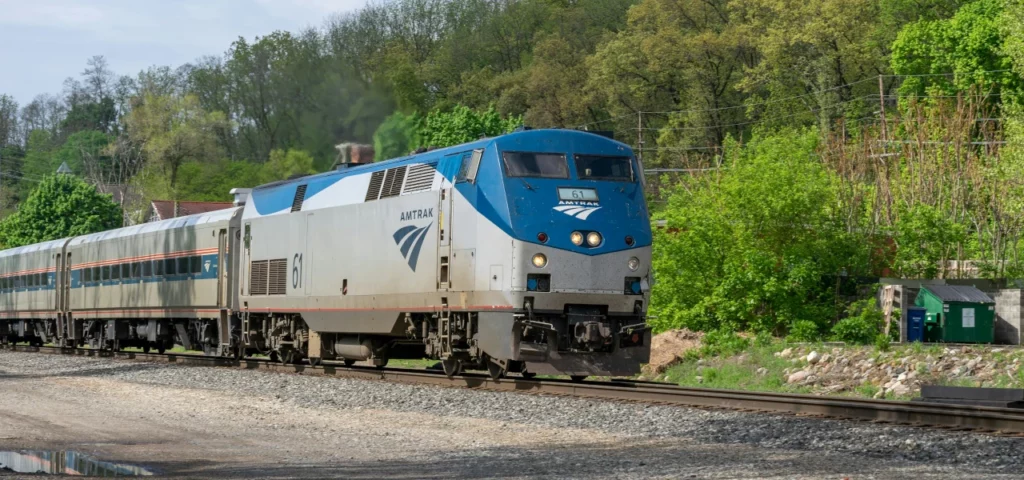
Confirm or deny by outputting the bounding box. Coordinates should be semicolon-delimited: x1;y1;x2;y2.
915;285;995;344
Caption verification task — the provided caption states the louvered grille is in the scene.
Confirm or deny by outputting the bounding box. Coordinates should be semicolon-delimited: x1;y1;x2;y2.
291;184;307;212
364;170;385;201
381;166;406;198
268;259;288;295
249;260;269;296
402;163;435;194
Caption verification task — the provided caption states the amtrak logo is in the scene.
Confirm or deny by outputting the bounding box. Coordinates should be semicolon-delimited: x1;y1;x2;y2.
393;223;432;271
554;203;602;220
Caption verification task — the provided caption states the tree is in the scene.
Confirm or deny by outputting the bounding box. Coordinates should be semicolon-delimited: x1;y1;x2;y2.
123;93;227;187
0;94;18;148
419;105;522;148
261;149;316;183
650;129;867;334
891;0;1021;101
0;174;121;248
373;111;421;161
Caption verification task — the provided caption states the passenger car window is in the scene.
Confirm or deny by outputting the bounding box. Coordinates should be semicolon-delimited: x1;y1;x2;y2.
165;259;177;276
574;155;634;182
102;266;111;281
502;152;568;179
143;261;153;277
191;256;202;274
177;257;190;275
111;264;121;280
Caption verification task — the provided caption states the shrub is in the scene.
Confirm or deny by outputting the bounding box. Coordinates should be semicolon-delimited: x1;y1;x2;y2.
700;329;750;357
787;320;821;343
832;298;884;345
754;331;774;347
875;333;891;352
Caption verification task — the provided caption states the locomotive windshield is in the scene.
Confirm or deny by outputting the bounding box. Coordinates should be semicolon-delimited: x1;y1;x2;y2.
502;152;568;178
574;154;634;182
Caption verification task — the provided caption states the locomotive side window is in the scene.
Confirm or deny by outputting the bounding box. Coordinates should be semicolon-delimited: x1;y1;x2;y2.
574;154;634;182
502;152;568;179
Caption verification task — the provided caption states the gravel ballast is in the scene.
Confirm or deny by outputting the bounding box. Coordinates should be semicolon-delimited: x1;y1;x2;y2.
2;350;1024;479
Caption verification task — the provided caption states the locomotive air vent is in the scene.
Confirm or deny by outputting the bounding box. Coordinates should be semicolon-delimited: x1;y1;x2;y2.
402;163;435;194
380;166;407;199
249;260;269;296
268;259;288;295
364;170;385;201
291;184;307;212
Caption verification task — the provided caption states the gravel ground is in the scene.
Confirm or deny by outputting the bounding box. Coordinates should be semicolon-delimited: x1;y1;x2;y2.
2;351;1024;479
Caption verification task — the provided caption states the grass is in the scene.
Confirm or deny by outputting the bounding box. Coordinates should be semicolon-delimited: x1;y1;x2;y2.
659;343;814;394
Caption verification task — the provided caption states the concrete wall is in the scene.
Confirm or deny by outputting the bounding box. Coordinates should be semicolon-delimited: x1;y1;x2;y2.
992;289;1023;346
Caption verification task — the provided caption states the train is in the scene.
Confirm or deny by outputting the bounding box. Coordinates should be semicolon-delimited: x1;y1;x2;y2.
0;128;652;380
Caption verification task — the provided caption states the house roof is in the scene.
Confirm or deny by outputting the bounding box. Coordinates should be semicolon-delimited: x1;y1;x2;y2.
151;200;234;220
922;285;994;304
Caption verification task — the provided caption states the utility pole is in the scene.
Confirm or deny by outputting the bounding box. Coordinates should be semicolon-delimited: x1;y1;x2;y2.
637;111;644;163
878;75;888;142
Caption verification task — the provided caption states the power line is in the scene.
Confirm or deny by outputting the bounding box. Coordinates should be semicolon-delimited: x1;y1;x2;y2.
639;95;873;132
641;78;878;116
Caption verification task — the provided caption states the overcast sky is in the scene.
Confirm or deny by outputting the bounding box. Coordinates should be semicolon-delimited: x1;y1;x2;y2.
0;0;369;106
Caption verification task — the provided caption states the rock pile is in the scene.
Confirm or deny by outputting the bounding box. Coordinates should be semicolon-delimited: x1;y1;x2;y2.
777;345;1018;398
646;329;704;374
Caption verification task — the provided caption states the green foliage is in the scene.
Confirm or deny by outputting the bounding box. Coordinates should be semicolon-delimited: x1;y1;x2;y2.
419;105;522;149
874;333;892;352
0;175;121;248
893;203;969;278
831;299;884;345
754;331;774;348
262;149;316;183
698;330;751;358
891;0;1022;101
373;112;421;161
788;320;822;343
650;128;867;334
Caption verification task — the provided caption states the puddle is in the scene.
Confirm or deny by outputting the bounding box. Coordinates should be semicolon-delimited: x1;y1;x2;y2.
0;450;153;476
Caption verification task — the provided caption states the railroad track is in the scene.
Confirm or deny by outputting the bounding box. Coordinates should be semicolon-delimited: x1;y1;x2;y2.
5;344;1024;436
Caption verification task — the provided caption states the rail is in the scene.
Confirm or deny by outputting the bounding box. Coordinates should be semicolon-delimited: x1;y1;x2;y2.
4;344;1024;435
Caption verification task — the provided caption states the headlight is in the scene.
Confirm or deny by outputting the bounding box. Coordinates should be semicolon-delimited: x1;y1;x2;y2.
586;232;602;247
570;231;584;246
628;257;640;271
532;253;548;268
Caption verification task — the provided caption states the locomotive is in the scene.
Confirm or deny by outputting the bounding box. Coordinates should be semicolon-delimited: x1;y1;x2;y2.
0;129;652;379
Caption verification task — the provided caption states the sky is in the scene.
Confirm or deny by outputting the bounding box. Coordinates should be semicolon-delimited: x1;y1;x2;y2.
0;0;369;106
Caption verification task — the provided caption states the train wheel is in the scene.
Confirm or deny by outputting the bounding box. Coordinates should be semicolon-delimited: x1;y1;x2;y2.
441;357;462;378
269;351;280;363
570;375;588;383
143;344;151;354
343;359;356;367
157;344;166;355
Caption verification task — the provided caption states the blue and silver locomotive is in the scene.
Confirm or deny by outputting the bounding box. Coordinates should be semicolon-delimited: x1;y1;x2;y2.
0;129;652;379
